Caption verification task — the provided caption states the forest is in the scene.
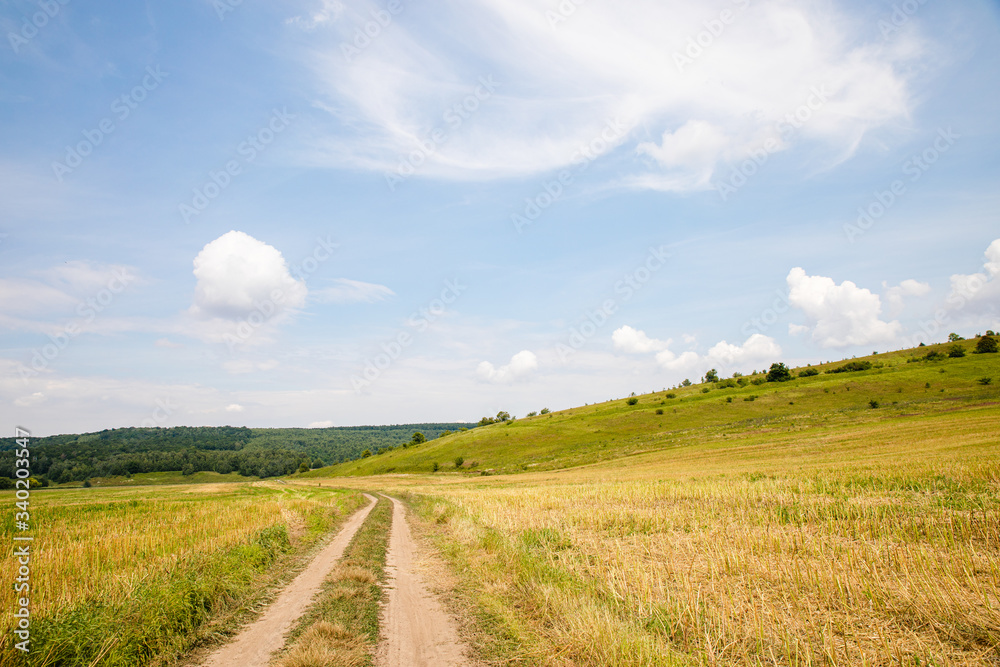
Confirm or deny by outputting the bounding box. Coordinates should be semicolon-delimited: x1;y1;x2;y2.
0;423;473;483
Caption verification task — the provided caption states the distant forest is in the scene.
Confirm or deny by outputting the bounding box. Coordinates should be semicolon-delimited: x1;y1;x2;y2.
0;423;474;483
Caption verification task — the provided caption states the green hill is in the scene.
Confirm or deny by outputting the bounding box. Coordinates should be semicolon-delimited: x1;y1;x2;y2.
303;337;1000;477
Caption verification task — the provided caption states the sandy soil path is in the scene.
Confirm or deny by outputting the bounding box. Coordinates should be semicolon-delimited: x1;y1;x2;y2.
376;495;470;667
200;493;377;667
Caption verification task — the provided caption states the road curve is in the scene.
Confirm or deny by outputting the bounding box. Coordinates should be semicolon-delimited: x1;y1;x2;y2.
201;493;378;667
376;494;470;667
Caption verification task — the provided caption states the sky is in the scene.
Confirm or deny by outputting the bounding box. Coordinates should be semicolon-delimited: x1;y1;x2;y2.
2;0;999;436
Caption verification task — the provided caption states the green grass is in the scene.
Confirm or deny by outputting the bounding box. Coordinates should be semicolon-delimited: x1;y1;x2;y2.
59;470;256;487
306;341;1000;477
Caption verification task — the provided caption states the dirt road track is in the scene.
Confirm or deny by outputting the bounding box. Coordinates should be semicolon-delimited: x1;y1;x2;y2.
376;495;470;667
200;493;377;667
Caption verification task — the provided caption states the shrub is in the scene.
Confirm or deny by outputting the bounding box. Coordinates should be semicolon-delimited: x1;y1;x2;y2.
976;336;998;354
948;333;964;342
828;360;872;373
432;462;440;472
751;378;765;385
540;408;550;414
737;377;748;387
948;344;966;358
766;362;792;382
923;350;946;361
704;369;719;383
83;479;92;488
655;408;664;415
799;368;819;377
454;456;465;468
869;399;880;409
665;392;677;399
726;396;733;403
361;449;372;458
297;462;309;474
626;397;639;406
701;387;710;394
681;379;692;386
717;378;737;389
744;396;756;402
526;411;538;417
978;377;993;386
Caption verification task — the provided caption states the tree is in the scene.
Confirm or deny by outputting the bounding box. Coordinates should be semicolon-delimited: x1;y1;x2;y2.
297;462;310;473
626;397;639;406
311;458;325;469
948;344;966;358
704;369;719;383
948;333;964;342
766;362;792;383
495;411;511;423
361;449;372;458
540;408;550;414
411;432;426;445
454;456;465;468
976;335;998;354
182;463;195;476
681;379;692;387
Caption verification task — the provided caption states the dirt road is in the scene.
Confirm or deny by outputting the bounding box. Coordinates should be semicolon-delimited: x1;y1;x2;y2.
200;493;377;667
376;495;470;667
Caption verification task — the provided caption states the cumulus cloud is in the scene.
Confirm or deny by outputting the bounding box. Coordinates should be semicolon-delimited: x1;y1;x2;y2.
476;350;538;383
787;267;901;347
947;238;1000;313
883;279;931;316
190;231;307;320
705;334;781;366
612;325;671;353
308;420;335;428
225;403;245;413
655;348;700;371
313;278;395;304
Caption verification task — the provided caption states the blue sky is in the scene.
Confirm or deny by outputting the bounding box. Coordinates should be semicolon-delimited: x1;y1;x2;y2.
2;0;999;435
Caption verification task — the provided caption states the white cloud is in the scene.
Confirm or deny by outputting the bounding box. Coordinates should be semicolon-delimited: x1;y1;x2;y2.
225;403;245;413
190;231;307;320
655;349;700;372
789;323;809;336
155;338;182;349
14;392;47;407
313;278;395;304
612;325;671;353
288;0;344;29
0;261;137;322
476;350;538;383
298;0;919;189
787;267;901;347
308;420;335;428
947;239;1000;314
222;359;280;375
883;279;931;316
705;334;781;366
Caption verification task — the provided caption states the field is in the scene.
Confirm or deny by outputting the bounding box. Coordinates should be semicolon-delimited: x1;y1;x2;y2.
0;483;364;666
300;341;1000;666
4;340;999;665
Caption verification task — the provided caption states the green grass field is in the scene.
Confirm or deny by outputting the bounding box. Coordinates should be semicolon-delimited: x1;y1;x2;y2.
305;339;1000;478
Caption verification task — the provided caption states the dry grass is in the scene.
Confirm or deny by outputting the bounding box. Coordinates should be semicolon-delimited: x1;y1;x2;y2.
350;405;1000;666
326;565;378;585
275;621;368;667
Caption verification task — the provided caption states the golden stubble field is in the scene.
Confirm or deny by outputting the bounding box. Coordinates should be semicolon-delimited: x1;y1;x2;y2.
318;405;1000;666
0;482;363;666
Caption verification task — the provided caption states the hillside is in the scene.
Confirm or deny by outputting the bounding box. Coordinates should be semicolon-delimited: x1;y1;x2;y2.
304;337;1000;477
